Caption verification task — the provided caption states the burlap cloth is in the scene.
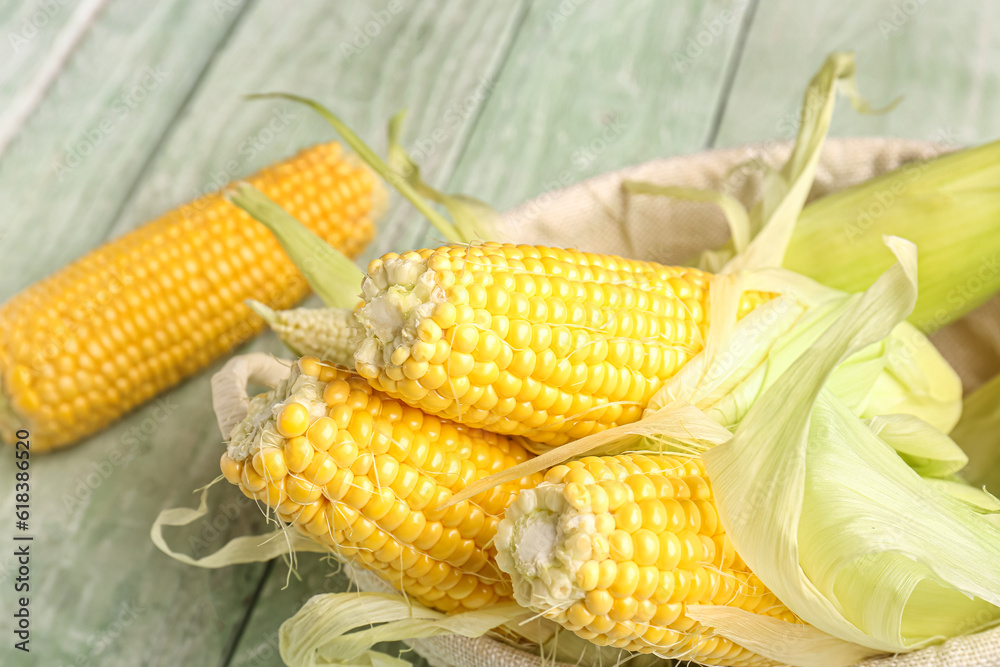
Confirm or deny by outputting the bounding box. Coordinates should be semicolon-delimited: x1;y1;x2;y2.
357;138;1000;667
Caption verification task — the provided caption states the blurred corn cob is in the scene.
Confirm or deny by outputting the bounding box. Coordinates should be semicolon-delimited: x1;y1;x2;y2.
495;454;800;666
352;242;770;449
0;143;384;452
221;356;543;613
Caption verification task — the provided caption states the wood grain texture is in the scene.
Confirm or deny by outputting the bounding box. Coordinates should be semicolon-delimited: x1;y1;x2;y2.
714;0;1000;148
0;0;248;299
226;555;421;667
0;0;109;153
111;0;532;257
443;0;756;219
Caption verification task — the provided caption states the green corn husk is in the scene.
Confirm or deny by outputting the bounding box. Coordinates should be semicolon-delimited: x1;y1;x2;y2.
950;373;1000;493
788;140;1000;333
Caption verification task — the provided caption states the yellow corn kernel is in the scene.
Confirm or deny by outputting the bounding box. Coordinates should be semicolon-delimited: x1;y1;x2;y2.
0;142;382;452
222;356;543;615
277;403;310;438
495;453;802;667
354;243;771;450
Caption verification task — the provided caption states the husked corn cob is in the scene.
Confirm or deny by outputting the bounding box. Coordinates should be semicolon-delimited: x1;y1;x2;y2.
494;454;800;666
246;301;359;368
0;143;383;452
221;356;543;613
354;242;770;448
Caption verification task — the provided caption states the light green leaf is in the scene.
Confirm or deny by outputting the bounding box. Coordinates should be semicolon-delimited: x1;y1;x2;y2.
726;51;892;273
386;110;501;243
226;183;363;309
950;373;1000;493
865;413;968;478
279;591;522;667
249;93;463;242
701;239;1000;662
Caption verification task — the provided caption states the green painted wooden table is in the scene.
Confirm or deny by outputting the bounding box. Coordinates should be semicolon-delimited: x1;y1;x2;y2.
1;1;998;665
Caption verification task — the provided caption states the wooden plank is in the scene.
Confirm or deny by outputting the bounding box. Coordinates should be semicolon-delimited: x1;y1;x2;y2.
442;0;757;213
713;0;1000;147
226;555;422;667
111;0;533;258
0;0;248;299
0;0;109;153
0;2;531;666
0;2;253;666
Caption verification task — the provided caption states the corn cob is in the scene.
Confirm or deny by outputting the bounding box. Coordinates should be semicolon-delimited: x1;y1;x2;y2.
0;143;383;452
246;300;359;368
494;454;800;666
353;242;770;448
220;356;543;613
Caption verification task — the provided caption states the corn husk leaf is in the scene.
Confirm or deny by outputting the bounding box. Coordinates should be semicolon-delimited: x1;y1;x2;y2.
626;52;889;277
951;373;1000;493
386;111;501;243
151;486;327;567
248;93;465;243
226;183;363;309
864;413;968;478
724;52;894;275
279;592;523;667
790;141;1000;332
627;52;1000;334
699;239;1000;664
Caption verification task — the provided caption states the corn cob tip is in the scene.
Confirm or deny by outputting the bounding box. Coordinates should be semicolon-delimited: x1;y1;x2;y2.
250;303;361;368
221;355;544;614
495;454;797;666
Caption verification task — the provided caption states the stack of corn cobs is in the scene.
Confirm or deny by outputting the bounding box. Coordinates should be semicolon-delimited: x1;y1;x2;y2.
222;245;791;665
208;57;1000;667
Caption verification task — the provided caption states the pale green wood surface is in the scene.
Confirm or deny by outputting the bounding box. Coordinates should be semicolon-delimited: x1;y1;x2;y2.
0;1;998;666
715;0;1000;146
